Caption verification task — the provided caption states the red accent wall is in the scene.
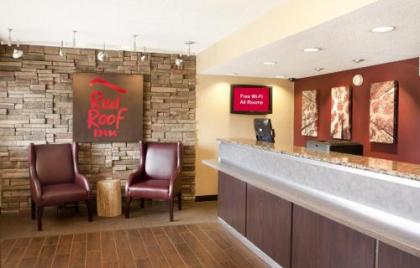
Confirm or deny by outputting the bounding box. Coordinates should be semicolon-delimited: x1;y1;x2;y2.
294;58;420;164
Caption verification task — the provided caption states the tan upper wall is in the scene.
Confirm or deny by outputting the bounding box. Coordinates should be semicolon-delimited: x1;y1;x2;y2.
197;0;379;74
195;75;294;196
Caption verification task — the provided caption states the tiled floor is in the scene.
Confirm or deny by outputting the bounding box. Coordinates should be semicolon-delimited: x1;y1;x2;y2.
1;223;269;268
0;201;217;240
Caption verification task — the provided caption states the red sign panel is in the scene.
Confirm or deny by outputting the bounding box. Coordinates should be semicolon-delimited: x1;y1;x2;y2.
231;85;272;114
73;73;143;142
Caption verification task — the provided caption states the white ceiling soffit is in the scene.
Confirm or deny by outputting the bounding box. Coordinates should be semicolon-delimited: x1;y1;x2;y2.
201;0;420;79
0;0;284;54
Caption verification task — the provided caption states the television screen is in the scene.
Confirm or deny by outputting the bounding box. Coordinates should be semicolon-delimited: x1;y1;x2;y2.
231;85;272;114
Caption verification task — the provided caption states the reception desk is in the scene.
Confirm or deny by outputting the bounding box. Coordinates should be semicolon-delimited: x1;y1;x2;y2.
203;138;420;268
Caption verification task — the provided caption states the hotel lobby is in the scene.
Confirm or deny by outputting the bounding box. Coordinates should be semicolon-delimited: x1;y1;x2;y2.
1;0;420;267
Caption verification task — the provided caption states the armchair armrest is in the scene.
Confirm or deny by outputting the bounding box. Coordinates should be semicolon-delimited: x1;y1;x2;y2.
72;142;90;193
125;169;143;193
168;142;183;197
168;172;183;197
28;143;42;203
75;173;90;192
125;141;147;194
29;165;42;203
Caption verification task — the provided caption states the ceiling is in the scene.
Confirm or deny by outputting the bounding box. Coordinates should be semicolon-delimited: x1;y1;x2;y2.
1;0;418;79
201;0;420;79
0;0;284;53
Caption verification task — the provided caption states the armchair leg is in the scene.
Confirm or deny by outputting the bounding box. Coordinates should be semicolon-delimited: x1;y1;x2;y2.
125;197;132;219
31;199;36;220
169;198;174;222
74;202;79;213
37;206;44;231
177;192;182;211
140;198;145;209
86;200;93;222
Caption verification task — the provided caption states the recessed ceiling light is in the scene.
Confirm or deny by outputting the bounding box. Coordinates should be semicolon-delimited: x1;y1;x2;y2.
353;59;365;63
263;61;277;65
303;47;322;52
314;67;324;72
371;26;395;33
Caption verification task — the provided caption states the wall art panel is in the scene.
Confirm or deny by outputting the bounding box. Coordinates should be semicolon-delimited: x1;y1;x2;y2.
331;86;352;140
73;73;143;142
369;81;398;144
301;90;318;137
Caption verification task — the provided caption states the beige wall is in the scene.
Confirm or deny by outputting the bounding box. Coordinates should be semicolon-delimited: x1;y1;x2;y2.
195;75;294;196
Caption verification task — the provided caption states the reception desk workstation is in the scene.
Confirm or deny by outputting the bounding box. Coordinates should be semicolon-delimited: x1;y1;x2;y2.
203;138;420;268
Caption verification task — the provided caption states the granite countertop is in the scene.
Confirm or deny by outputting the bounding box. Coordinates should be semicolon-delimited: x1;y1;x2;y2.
218;138;420;182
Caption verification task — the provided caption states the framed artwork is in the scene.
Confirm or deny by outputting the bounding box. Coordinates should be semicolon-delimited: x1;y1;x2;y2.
73;73;143;142
369;80;398;144
330;86;352;140
301;90;318;137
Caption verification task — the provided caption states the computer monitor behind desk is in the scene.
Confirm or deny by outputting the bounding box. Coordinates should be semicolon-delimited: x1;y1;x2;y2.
254;118;275;143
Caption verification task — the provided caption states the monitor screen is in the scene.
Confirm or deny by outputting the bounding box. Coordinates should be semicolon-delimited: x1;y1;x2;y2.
254;118;275;143
231;85;272;114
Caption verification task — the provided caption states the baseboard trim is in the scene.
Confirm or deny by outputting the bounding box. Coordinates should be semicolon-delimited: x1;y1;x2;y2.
195;195;218;202
218;217;282;268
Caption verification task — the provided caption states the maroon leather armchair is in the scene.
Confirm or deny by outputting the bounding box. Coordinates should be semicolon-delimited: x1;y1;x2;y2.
29;143;93;231
125;141;183;221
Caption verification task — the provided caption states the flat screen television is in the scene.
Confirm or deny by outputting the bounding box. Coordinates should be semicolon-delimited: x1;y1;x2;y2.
254;118;275;143
231;84;272;114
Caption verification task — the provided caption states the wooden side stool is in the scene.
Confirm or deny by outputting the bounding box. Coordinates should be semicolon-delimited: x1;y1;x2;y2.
96;179;122;217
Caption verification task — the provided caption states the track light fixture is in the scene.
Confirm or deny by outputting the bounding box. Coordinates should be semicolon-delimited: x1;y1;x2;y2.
0;28;12;46
132;34;138;52
72;30;77;48
132;35;147;62
12;41;23;59
140;46;147;61
175;41;195;69
59;40;65;57
185;41;195;56
97;42;107;62
175;54;183;69
1;29;23;59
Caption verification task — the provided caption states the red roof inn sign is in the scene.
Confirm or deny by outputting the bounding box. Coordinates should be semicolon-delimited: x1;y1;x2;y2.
73;73;143;142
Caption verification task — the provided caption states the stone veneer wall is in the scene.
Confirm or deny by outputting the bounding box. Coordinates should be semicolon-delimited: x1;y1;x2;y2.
0;45;196;212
